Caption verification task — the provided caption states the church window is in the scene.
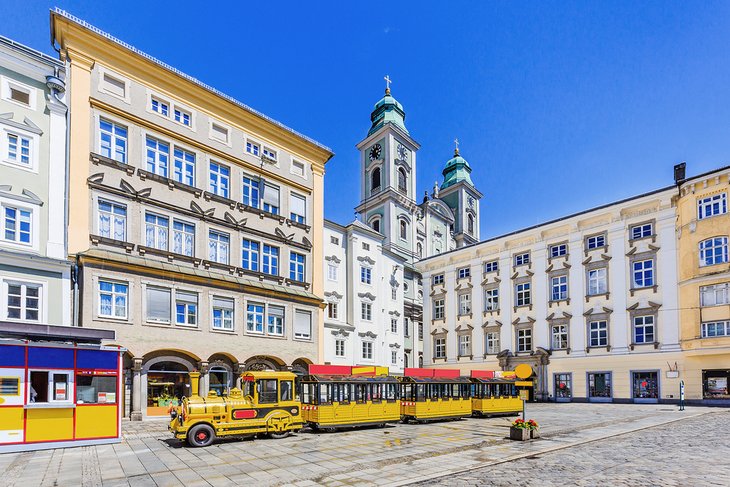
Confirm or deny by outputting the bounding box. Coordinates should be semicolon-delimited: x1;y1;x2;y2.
399;219;407;240
370;217;381;234
467;214;474;234
416;242;423;258
397;168;407;193
371;167;381;193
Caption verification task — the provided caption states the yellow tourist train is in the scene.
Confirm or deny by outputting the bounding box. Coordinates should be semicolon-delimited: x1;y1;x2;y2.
169;365;532;446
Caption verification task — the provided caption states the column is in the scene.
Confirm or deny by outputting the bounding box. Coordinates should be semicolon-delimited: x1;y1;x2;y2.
130;358;143;421
198;361;209;396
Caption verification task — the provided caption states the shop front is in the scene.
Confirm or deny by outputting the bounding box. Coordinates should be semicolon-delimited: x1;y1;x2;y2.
703;369;730;402
632;370;660;403
587;371;612;402
553;373;572;402
145;361;190;417
0;322;121;453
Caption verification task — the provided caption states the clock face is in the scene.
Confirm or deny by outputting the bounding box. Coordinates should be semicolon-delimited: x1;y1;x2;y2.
397;143;408;161
468;196;474;208
369;144;382;161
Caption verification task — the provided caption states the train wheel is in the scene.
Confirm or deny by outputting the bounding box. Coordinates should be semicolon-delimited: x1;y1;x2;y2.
187;424;216;447
268;431;291;439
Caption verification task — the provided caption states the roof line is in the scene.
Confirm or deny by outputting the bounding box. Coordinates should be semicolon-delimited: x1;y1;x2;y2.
0;34;63;68
51;8;333;155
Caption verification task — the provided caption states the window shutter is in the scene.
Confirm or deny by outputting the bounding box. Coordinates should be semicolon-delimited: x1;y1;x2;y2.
290;194;306;216
176;291;197;304
213;297;233;309
269;305;285;319
294;310;311;338
146;287;171;321
263;184;280;207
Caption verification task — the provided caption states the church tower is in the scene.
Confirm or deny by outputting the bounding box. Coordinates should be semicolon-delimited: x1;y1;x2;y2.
355;79;420;260
438;143;483;247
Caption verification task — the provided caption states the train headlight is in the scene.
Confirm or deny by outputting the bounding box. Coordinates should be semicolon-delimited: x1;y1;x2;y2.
170;410;178;420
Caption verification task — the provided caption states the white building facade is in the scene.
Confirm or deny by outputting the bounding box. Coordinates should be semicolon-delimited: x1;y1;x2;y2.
418;186;685;403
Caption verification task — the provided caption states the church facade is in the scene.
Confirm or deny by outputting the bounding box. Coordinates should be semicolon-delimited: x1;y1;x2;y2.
322;84;482;371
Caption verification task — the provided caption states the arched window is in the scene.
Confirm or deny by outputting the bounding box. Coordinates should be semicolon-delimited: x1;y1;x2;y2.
467;214;474;234
416;242;423;258
371;167;381;193
370;217;381;234
399;219;408;240
398;167;407;193
404;354;409;368
418;355;424;368
699;236;728;267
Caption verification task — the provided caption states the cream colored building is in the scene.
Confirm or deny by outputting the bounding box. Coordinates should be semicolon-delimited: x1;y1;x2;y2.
52;10;332;419
417;180;686;403
674;164;730;404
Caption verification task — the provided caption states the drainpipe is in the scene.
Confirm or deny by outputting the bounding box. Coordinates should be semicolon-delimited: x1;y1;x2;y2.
72;259;80;327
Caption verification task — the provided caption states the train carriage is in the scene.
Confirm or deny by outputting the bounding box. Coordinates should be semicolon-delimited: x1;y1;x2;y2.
399;368;472;422
470;377;521;416
300;374;400;430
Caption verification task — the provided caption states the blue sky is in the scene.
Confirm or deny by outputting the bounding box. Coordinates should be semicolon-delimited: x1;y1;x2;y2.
4;1;730;237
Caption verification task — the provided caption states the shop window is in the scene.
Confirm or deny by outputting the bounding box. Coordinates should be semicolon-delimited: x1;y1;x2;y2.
29;370;73;403
76;374;117;403
587;372;611;399
554;373;571;399
632;371;659;400
147;361;189;416
703;370;730;399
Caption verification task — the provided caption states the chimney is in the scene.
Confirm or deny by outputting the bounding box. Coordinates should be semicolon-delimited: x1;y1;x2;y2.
674;162;686;185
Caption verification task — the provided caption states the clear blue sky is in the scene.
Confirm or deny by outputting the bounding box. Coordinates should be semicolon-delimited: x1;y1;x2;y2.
4;1;730;237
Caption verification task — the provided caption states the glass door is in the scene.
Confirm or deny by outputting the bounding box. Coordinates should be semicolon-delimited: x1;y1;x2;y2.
588;372;612;402
554;373;572;402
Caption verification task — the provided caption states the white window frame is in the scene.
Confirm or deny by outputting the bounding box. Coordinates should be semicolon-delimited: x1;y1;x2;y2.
294;309;312;340
633;315;655;344
434;337;446;359
632;259;654;288
262;244;280;276
630;223;653;240
360;265;372;285
588;267;608;295
246;140;261;157
263;183;280;215
144;212;169;250
209;161;230;198
208;229;230;264
327;301;338;320
485;332;500;354
145;135;170;178
290;252;305;282
588;320;608;347
433;298;445;320
458;334;471;356
290;193;307;224
699;237;729;267
97;198;127;241
174;290;198;327
515;282;531;307
172;219;195;257
698;193;727;220
433;274;444;285
458;292;471;315
362;340;373;360
484;288;499;311
1;199;37;250
335;339;345;357
211;296;235;332
262;146;277;162
517;328;532;352
242;174;260;208
172;146;196;187
1;76;37;110
173;105;193;128
267;304;285;336
586;234;606;250
361;301;372;321
700;283;730;307
97;279;129;320
390;318;398;333
246;302;265;334
550;275;568;301
150;95;170;118
2;128;39;172
2;279;45;323
241;238;260;272
291;159;307;179
27;370;74;404
701;320;730;338
457;267;471;279
549;244;567;258
514;252;530;266
97;67;130;103
551;324;568;349
484;260;498;273
327;263;338;281
98;118;128;164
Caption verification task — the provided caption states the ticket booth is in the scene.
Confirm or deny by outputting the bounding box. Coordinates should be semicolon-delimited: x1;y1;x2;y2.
0;322;122;453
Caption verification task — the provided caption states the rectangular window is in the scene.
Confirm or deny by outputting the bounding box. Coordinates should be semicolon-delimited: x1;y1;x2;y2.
263;183;280;214
484;288;499;311
294;310;312;339
6;282;41;321
392;287;397;300
360;266;372;284
515;282;531;306
418;322;424;340
486;332;500;354
330;236;339;245
98;200;126;241
144;213;169;250
290;252;305;282
98;280;127;318
433;274;444;285
263;147;277;161
241;239;260;271
172;220;195;256
292;160;305;176
6;133;31;166
211;123;228;143
262;244;279;275
361;302;372;321
701;321;730;338
173;148;195;186
99;119;127;163
458;267;471;279
175;291;198;327
0;377;20;395
362;341;373;360
208;230;229;264
699;237;729;267
434;338;446;359
246;141;260;156
433;298;445;320
514;253;530;266
551;324;568;349
551;275;568;301
102;73;126;98
589;320;608;347
586;234;606;250
327;302;338;319
335;339;345;357
549;244;567;258
29;371;73;404
458;334;471;356
151;97;169;116
484;260;499;273
362;242;370;251
458;292;471;315
327;263;337;281
632;259;654;288
290;193;306;224
630;223;653;240
588;268;608;295
391;318;398;333
145;137;169;177
246;302;265;333
242;175;260;208
700;283;730;307
391;350;397;365
146;287;171;323
698;193;727;219
633;315;655;344
209;162;230;198
76;374;118;404
517;328;532;352
267;305;285;336
2;205;32;244
9;87;30;105
174;108;191;126
212;297;234;331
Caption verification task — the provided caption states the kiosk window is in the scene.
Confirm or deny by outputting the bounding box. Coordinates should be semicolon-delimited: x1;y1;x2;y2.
77;375;117;403
0;377;20;395
29;370;73;403
257;379;278;403
280;380;293;402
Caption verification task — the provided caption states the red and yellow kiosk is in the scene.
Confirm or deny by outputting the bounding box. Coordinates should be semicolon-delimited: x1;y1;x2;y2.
0;323;123;452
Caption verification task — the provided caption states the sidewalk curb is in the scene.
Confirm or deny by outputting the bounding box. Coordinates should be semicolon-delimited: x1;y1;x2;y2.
389;410;715;486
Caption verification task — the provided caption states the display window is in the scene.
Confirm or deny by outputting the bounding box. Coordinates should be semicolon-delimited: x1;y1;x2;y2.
554;373;572;400
588;372;612;401
632;371;659;400
76;371;118;404
146;362;190;416
703;369;730;399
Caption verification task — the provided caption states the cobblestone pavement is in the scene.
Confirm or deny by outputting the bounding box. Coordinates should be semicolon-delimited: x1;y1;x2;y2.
415;408;730;487
0;403;720;487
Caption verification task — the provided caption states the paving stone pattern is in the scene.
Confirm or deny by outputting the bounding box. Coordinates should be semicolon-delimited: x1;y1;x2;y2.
0;403;721;487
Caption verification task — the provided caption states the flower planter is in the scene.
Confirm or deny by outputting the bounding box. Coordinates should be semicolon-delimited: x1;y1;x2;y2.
530;428;540;439
510;427;531;441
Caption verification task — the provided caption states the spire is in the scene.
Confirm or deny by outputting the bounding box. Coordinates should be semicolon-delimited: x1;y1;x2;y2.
441;143;474;190
367;77;408;136
384;74;392;95
454;137;460;156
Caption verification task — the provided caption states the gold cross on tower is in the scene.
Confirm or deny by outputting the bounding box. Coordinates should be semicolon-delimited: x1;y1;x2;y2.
384;75;392;95
454;137;460;155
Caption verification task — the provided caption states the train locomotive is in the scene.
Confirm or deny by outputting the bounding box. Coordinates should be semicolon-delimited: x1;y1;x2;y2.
169;365;532;447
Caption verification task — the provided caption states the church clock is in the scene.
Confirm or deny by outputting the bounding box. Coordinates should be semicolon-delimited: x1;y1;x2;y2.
369;144;382;161
397;143;409;162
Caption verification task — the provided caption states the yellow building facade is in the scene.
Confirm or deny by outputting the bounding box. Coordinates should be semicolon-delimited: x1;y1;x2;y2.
675;165;730;403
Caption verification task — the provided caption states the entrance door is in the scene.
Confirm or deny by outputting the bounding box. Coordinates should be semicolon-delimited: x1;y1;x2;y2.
554;373;572;402
632;371;659;403
587;372;612;402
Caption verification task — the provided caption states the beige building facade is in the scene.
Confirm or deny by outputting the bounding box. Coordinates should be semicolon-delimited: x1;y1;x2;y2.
52;10;332;419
